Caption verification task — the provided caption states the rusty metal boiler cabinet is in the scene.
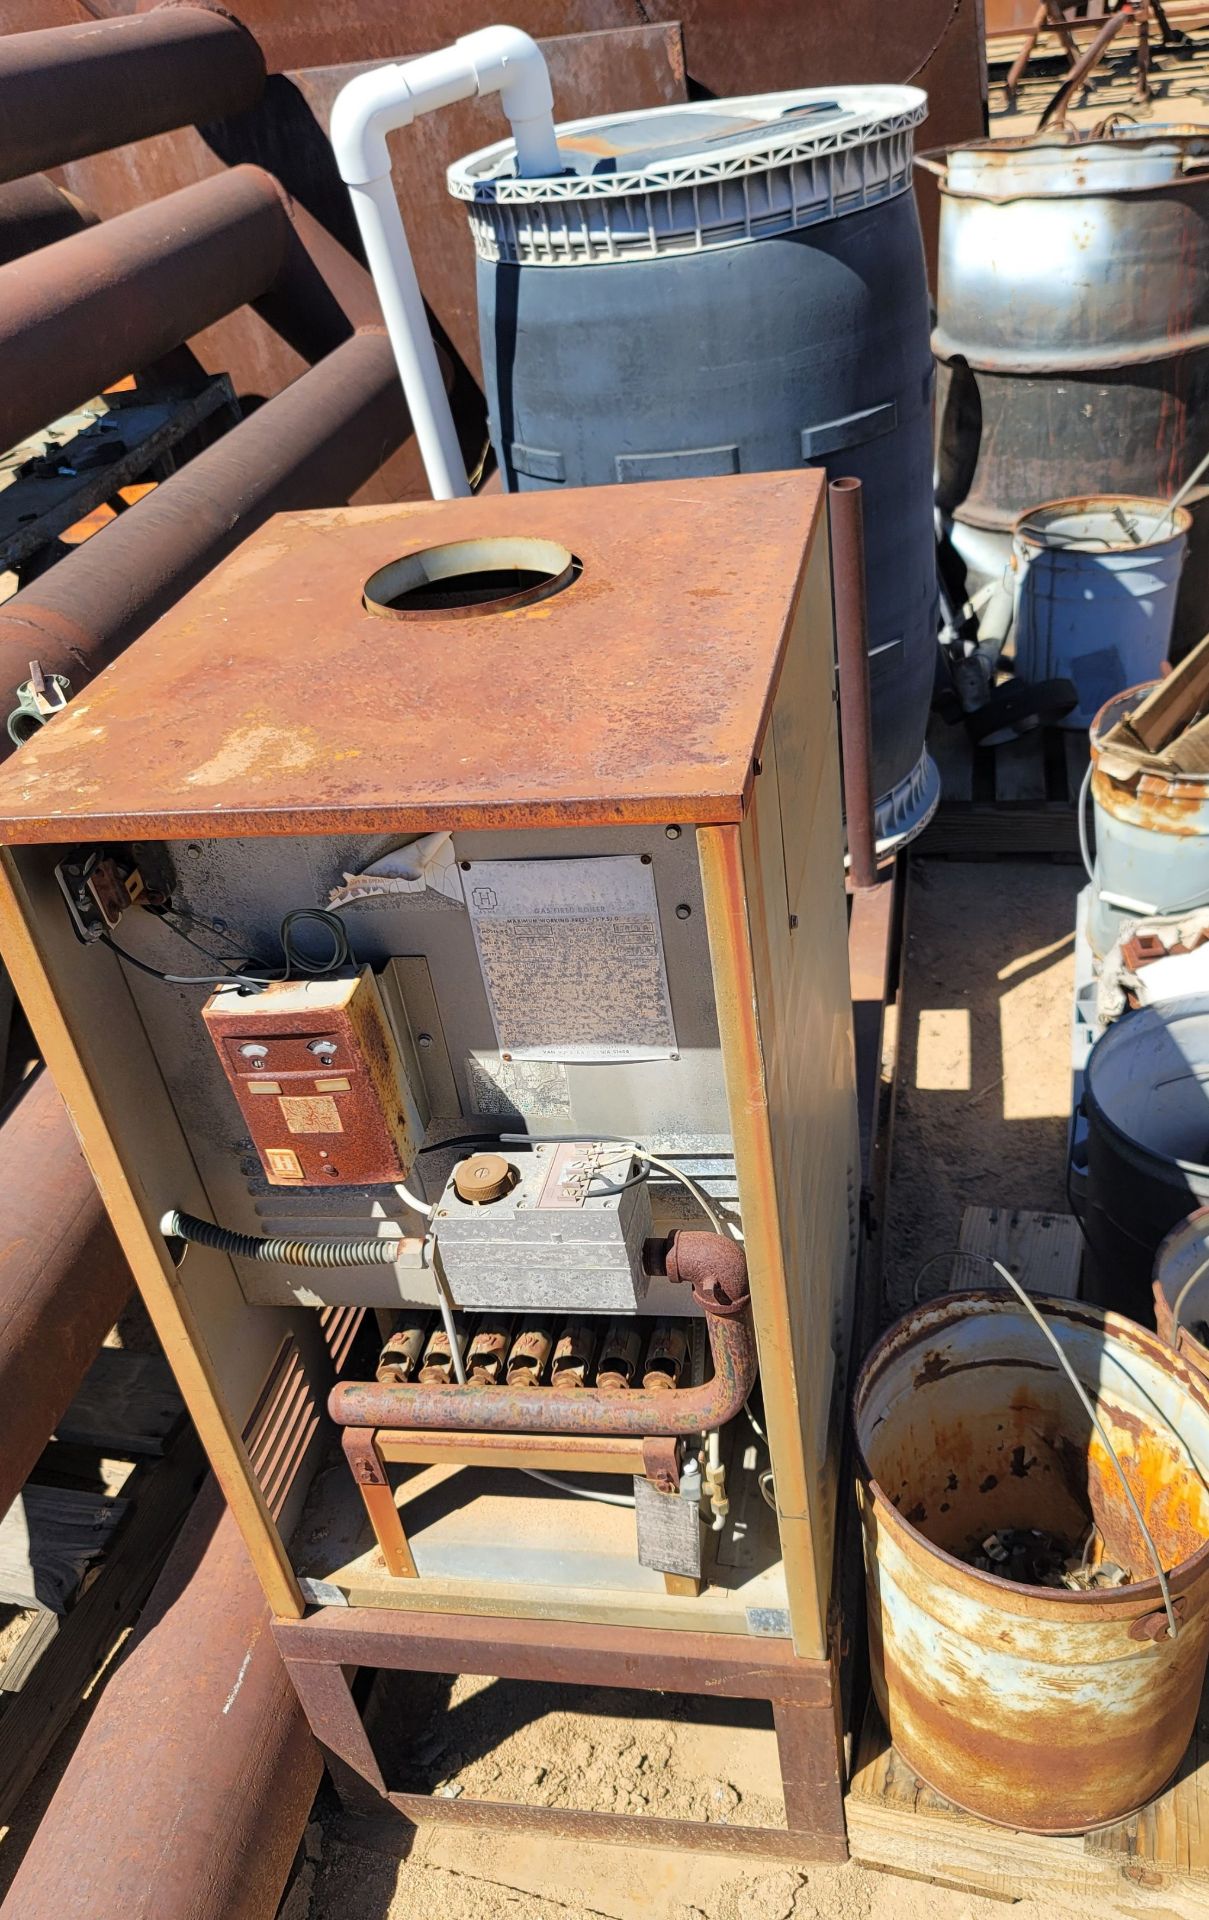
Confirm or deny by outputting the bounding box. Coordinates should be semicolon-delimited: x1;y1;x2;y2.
0;471;858;1851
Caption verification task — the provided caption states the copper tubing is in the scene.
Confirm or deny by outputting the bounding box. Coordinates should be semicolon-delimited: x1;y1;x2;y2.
329;1233;757;1439
0;1483;320;1920
0;328;411;720
829;476;878;890
0;1070;132;1520
0;8;265;189
0;167;289;458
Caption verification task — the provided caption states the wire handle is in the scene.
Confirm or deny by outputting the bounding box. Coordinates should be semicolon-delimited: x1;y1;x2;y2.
912;1250;1179;1638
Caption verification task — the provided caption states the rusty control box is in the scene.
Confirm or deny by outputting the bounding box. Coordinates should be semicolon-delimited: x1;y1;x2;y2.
202;970;424;1187
0;473;858;1666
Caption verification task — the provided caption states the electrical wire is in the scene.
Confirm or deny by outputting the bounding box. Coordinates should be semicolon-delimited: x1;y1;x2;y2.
102;906;356;993
523;1469;635;1508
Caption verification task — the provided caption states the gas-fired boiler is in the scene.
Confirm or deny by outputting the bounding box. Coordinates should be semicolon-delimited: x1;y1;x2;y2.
0;470;856;1667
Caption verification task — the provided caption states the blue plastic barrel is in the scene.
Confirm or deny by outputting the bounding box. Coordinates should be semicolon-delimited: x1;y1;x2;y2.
450;89;940;851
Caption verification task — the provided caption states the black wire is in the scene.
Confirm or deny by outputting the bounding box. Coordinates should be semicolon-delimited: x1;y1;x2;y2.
99;932;266;990
101;905;355;992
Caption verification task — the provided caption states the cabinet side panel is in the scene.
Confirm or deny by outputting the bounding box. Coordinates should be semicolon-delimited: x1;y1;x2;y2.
0;848;306;1616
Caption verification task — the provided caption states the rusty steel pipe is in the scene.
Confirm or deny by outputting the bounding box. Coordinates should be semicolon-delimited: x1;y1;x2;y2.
0;167;289;457
829;476;879;890
0;1069;132;1521
0;328;410;719
0;8;265;189
0;174;97;267
1039;5;1132;126
330;1233;757;1437
0;1481;321;1920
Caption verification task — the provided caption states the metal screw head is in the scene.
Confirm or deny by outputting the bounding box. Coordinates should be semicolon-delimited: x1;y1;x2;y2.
417;1032;433;1049
665;825;681;840
675;903;691;920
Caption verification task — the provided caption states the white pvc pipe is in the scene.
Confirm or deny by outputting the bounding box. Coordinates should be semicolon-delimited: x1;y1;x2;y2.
330;26;560;500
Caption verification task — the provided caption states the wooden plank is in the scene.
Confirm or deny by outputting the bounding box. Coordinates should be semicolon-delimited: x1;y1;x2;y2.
0;1485;129;1612
919;801;1081;859
955;1206;1083;1300
0;1425;206;1822
52;1347;183;1457
992;732;1048;803
848;1698;1209;1908
1120;636;1209;753
0;1607;56;1693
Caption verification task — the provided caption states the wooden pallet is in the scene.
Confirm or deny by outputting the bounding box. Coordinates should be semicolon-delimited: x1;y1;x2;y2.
848;1696;1209;1912
0;1344;205;1821
950;1204;1084;1301
919;712;1089;858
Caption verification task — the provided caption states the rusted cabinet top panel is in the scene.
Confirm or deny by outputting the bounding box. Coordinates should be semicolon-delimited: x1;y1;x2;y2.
0;472;827;844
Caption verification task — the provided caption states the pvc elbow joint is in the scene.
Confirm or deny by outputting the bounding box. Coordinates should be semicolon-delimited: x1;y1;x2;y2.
329;26;558;187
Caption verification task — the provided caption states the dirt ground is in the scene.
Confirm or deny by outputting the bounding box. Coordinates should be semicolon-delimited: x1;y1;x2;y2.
281;855;1086;1920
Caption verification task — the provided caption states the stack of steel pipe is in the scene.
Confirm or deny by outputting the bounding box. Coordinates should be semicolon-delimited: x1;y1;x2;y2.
0;11;426;1904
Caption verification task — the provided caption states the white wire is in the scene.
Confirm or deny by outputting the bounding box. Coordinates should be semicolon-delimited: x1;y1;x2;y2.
432;1269;467;1385
399;1180;436;1221
523;1468;635;1508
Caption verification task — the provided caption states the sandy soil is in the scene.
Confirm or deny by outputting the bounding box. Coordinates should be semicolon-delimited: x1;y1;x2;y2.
285;856;1086;1920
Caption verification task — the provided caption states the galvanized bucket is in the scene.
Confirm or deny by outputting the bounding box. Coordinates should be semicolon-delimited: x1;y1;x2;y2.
1074;998;1209;1320
1013;497;1189;730
1088;680;1209;958
1154;1208;1209;1384
854;1292;1209;1833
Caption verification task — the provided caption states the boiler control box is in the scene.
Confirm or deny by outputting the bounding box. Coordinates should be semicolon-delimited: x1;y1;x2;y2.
434;1142;653;1312
202;968;422;1187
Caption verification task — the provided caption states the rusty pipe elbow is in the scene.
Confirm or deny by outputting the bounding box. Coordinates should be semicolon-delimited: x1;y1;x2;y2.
327;1289;756;1440
664;1229;750;1316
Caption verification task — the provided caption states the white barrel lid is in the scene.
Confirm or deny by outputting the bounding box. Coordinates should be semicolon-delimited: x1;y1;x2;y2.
448;86;927;266
941;125;1209;199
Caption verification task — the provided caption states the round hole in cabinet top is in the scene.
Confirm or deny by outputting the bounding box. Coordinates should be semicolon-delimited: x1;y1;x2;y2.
363;537;579;620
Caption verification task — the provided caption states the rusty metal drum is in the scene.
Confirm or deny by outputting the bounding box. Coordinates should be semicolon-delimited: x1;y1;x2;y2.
928;126;1209;655
1088;682;1209;959
853;1293;1209;1833
1154;1209;1209;1384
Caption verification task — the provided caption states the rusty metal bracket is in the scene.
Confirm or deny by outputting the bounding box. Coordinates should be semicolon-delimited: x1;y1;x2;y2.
642;1435;681;1494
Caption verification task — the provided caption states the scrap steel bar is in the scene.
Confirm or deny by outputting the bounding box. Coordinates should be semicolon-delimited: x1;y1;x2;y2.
0;329;410;715
829;477;878;890
1039;5;1133;125
0;1483;321;1920
0;1070;132;1520
0;167;288;456
0;8;265;188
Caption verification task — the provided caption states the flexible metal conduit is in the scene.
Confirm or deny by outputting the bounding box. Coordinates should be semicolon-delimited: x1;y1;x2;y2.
329;1233;758;1439
0;1069;132;1521
0;167;289;458
330;26;560;498
0;6;266;188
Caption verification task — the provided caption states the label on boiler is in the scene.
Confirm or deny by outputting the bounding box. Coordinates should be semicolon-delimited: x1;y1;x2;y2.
461;855;678;1064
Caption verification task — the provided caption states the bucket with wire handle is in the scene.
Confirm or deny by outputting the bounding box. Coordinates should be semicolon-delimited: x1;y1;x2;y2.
1013;495;1190;731
853;1281;1209;1833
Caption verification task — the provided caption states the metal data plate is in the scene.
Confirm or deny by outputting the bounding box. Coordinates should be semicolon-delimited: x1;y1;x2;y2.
633;1476;702;1578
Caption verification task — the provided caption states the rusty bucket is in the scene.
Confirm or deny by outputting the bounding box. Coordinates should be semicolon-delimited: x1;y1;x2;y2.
854;1293;1209;1833
1155;1209;1209;1385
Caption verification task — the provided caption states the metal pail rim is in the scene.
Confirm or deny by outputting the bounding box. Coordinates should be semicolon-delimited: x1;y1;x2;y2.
1014;495;1192;554
852;1289;1209;1614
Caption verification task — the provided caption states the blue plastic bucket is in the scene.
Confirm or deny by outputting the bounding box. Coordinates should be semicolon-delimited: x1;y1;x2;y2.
1014;495;1190;729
